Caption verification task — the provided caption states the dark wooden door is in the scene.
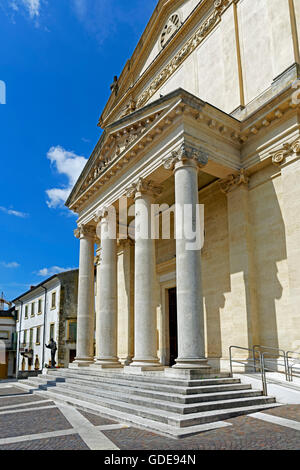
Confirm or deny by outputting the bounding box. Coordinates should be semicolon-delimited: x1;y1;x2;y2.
168;288;178;366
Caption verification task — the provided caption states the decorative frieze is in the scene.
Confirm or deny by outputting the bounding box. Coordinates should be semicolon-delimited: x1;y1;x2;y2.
163;143;208;171
219;169;249;194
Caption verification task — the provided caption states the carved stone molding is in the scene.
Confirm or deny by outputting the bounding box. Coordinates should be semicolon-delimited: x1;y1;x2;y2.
270;137;300;166
74;225;96;240
163;143;208;171
219;169;249;194
136;0;229;109
126;177;162;199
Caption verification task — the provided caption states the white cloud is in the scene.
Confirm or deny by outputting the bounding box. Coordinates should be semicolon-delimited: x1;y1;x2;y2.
22;0;40;18
46;146;87;209
37;266;75;277
1;262;20;268
0;206;29;218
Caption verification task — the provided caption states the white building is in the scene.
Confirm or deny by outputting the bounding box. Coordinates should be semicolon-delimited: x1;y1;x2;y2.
14;269;79;377
0;308;17;379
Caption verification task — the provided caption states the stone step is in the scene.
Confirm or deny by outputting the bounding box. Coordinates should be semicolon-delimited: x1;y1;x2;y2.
32;385;276;428
52;381;268;414
43;370;243;395
46;368;232;388
27;375;261;404
16;383;278;438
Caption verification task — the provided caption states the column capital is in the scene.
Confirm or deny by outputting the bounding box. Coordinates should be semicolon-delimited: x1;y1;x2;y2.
93;207;111;224
219;169;249;194
74;225;96;240
270;137;300;166
163;143;208;171
126;177;162;199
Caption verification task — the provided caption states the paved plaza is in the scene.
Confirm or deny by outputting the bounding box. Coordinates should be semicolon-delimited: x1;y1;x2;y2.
0;383;300;451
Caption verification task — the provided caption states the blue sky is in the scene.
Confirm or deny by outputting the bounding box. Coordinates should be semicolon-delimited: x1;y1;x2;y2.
0;0;157;301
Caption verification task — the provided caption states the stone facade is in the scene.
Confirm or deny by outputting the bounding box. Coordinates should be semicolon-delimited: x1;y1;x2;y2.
66;0;300;372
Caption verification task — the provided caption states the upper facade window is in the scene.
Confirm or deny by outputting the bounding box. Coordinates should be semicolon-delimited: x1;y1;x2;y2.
31;302;35;317
160;13;181;49
51;292;56;309
38;299;42;314
25;305;28;318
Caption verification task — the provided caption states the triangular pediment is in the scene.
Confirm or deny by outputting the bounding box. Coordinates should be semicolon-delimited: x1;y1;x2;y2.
99;0;209;127
66;91;183;210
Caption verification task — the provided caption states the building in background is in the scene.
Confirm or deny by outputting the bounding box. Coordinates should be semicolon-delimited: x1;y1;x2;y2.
13;269;79;377
0;302;17;380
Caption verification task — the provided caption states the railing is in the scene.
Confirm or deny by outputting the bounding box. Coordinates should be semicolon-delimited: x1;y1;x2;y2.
252;345;289;381
229;345;268;395
286;351;300;381
230;344;300;391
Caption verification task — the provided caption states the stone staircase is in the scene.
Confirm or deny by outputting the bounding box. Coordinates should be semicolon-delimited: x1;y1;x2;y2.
17;368;279;438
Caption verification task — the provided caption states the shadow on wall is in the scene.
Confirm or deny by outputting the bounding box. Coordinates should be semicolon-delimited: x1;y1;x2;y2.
201;170;286;358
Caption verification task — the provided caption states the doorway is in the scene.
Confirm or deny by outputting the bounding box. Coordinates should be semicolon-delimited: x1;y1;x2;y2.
168;287;178;366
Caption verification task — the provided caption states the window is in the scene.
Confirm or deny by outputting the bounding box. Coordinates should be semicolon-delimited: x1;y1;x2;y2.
23;330;27;345
68;321;77;342
51;292;56;309
31;302;35;317
25;305;28;318
0;331;9;340
38;299;42;314
16;310;19;322
29;329;33;348
36;326;41;345
49;323;55;341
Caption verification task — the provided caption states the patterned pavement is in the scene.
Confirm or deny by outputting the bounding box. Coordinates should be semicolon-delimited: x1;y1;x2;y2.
0;383;300;450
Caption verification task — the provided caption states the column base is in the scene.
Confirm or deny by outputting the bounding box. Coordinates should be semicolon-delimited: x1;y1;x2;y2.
165;358;212;379
125;359;164;373
92;357;123;369
69;358;94;368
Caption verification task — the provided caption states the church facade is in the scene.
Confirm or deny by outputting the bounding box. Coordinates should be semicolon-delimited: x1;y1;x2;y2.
66;0;300;373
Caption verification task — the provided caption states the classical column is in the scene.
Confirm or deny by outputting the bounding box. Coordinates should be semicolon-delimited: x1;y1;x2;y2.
163;143;210;372
71;225;96;367
94;210;122;368
126;178;163;371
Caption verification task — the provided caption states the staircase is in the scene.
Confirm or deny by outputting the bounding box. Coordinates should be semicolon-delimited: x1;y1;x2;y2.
17;368;279;438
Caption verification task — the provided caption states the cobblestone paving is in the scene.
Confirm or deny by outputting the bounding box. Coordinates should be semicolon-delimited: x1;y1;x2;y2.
263;405;300;422
0;395;48;407
0;407;72;439
0;434;89;450
0;387;30;396
79;410;118;426
0;389;300;451
103;415;300;450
